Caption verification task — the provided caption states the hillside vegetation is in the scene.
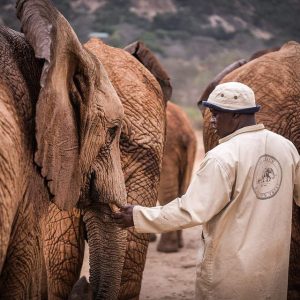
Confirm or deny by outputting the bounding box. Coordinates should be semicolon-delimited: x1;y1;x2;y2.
1;0;299;120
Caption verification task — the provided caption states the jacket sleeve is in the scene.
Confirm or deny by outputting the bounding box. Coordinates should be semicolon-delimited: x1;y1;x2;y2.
133;156;232;233
293;161;300;206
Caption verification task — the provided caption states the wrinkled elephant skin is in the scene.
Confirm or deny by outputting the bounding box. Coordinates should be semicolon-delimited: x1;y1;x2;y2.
0;0;128;299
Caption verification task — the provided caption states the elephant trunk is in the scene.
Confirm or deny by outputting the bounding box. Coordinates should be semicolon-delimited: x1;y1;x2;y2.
83;206;127;300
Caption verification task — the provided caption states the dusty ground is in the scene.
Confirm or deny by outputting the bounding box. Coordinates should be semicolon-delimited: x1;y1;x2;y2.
139;130;204;300
81;130;205;299
139;226;202;300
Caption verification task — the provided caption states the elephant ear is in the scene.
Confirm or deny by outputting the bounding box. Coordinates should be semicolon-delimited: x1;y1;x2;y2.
124;41;172;102
197;58;247;113
16;0;84;210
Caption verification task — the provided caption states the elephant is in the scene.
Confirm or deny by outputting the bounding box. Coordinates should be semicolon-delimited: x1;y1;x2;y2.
117;41;171;299
15;8;170;300
154;102;197;253
199;41;300;299
0;0;144;298
41;38;170;299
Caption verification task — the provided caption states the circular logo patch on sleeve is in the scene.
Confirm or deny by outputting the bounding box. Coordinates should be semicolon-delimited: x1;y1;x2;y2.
252;155;282;200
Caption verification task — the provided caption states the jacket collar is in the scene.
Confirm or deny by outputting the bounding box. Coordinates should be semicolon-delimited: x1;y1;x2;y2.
219;124;265;144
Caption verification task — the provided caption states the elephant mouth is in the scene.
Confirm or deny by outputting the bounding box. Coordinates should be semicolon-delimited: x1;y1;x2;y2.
108;203;121;213
78;170;125;212
89;186;124;212
88;188;123;214
87;171;124;212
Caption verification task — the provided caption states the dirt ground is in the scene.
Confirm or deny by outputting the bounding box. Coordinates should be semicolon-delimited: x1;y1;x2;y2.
81;130;205;299
140;130;204;300
139;226;202;300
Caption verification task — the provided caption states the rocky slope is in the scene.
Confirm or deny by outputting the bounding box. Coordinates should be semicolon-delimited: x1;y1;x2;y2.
1;0;299;108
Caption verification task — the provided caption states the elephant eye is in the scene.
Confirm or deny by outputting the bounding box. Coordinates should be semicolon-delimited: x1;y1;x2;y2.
106;126;118;144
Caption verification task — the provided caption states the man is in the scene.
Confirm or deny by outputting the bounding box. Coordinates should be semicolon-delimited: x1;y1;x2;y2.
113;82;300;299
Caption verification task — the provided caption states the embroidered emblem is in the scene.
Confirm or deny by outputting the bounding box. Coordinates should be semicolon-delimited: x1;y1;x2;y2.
252;155;282;200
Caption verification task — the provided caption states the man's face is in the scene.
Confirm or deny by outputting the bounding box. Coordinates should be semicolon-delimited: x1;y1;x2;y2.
209;109;238;138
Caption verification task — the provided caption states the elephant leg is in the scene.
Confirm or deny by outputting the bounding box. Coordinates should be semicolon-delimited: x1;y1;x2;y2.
69;276;93;300
118;139;166;299
119;229;150;300
0;198;42;300
42;203;85;300
177;230;184;248
157;229;184;252
149;233;157;242
157;231;179;253
157;174;181;253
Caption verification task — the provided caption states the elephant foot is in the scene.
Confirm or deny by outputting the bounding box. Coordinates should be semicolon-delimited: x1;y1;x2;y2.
157;231;179;253
149;233;157;242
69;276;93;300
177;230;184;248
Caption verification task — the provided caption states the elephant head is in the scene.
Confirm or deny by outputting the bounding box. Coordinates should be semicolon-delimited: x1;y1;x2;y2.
16;0;127;298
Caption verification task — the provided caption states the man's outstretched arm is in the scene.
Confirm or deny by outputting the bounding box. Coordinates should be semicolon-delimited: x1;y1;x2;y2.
112;156;231;233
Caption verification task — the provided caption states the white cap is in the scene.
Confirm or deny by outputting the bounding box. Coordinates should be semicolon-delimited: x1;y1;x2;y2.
202;82;260;113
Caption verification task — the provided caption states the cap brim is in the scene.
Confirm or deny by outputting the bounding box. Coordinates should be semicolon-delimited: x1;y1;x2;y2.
202;101;261;114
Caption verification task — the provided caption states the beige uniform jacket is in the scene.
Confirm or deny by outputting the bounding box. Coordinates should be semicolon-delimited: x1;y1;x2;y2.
133;124;300;300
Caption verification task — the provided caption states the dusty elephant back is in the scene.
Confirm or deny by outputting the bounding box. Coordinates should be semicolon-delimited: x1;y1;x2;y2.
0;26;51;299
0;25;45;206
203;41;300;150
0;26;42;136
224;41;300;143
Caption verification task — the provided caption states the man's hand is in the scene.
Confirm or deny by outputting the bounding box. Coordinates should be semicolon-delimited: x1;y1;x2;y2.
112;205;135;228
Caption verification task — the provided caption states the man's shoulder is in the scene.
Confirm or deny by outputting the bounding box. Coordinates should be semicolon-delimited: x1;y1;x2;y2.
206;142;234;164
203;144;236;184
265;129;298;150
